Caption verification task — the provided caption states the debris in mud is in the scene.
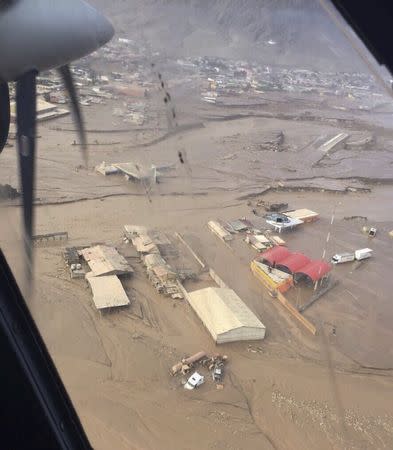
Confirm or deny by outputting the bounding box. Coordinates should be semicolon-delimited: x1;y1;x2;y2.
171;351;207;375
257;130;285;152
64;246;84;266
212;363;224;382
125;225;184;299
256;200;288;212
221;153;238;161
171;352;228;387
0;184;20;200
95;162;120;176
247;345;263;354
345;133;374;149
313;132;349;168
343;215;368;221
362;226;377;237
34;231;68;244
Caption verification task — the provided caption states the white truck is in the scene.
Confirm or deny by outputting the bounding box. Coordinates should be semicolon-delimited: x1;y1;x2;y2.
331;248;373;264
355;248;373;261
331;252;355;264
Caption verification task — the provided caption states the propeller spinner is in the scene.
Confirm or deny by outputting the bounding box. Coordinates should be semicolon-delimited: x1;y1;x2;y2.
0;0;114;284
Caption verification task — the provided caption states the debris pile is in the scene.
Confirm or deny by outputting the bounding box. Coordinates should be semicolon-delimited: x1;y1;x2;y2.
208;216;288;250
256;200;288;212
171;351;228;389
95;161;159;186
124;225;184;299
63;246;86;279
0;184;20;200
258;130;285;152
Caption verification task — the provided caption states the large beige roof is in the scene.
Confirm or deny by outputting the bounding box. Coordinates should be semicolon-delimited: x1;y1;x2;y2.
86;273;130;310
80;245;133;277
285;209;319;220
187;287;265;343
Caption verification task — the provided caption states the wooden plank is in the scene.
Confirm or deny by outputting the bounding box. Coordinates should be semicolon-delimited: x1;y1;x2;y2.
33;231;68;242
175;232;206;269
275;291;317;335
209;268;228;288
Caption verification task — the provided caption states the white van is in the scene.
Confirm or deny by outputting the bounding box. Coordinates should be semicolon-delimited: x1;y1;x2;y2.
331;252;355;264
355;248;373;261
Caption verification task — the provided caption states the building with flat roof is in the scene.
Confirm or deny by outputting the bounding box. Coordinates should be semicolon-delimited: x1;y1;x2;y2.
187;287;266;344
86;273;130;311
80;245;133;277
284;209;319;223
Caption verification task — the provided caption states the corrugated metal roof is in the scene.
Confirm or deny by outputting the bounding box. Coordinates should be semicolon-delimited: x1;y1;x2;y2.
276;253;311;273
80;245;133;277
259;248;331;281
187;287;265;343
259;246;291;264
295;260;331;282
227;219;249;232
86;273;130;310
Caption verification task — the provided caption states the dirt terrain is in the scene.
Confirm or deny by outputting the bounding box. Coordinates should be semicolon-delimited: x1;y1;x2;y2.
1;3;393;449
1;163;393;450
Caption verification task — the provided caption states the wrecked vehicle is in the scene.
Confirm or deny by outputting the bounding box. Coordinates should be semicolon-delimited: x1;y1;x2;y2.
212;364;224;382
184;372;204;390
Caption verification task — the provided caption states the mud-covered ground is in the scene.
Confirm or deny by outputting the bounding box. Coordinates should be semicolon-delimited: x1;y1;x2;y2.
1;55;393;450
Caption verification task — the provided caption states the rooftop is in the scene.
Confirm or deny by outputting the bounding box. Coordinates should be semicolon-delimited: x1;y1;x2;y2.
80;245;133;277
86;273;130;310
187;287;265;339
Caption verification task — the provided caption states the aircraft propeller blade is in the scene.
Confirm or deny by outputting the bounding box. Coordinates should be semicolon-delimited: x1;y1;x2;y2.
16;70;37;284
58;65;87;166
0;81;10;153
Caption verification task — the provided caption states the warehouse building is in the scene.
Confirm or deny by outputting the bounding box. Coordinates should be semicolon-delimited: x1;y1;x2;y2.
187;287;266;344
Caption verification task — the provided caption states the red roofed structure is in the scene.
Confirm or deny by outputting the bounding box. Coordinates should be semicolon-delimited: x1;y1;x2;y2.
259;246;290;265
294;260;331;284
276;253;311;274
258;248;331;284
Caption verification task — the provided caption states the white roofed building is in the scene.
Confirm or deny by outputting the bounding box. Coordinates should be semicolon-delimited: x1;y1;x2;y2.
187;287;266;344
